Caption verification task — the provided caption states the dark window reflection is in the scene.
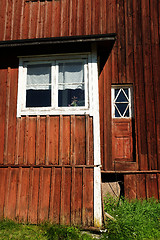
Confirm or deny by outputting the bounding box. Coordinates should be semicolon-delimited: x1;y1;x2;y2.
26;89;51;107
58;89;85;107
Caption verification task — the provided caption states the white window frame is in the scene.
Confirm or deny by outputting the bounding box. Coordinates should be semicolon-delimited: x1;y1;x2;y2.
17;53;93;117
111;85;133;118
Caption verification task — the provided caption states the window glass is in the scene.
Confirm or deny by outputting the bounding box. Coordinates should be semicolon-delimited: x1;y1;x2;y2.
58;62;85;107
112;87;132;118
26;64;51;107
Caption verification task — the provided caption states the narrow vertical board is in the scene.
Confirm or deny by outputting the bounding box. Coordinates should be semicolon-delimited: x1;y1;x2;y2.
48;116;59;165
116;0;126;83
60;167;65;224
85;115;89;165
29;2;39;38
18;168;30;222
73;168;83;225
84;0;92;35
157;174;160;200
94;0;101;34
98;72;104;169
0;168;7;219
136;174;146;199
51;0;61;37
0;0;7;40
48;167;55;222
75;116;86;165
3;167;11;219
70;116;75;165
4;0;12;40
39;2;45;38
124;0;134;84
63;168;71;225
150;0;159;45
124;174;136;199
89;117;94;165
142;45;157;170
76;0;84;35
12;0;23;40
152;46;160;169
69;0;77;36
61;116;71;165
7;69;18;164
0;70;7;164
3;68;11;164
27;117;36;165
10;0;15;40
4;168;18;220
16;117;25;165
15;167;22;220
146;174;158;199
104;60;112;170
38;168;51;222
44;1;52;38
52;168;62;224
35;1;41;38
36;117;46;165
84;168;93;226
134;46;148;170
21;1;30;39
60;0;69;36
28;168;39;224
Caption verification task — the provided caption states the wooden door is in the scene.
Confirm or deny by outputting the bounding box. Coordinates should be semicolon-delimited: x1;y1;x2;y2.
111;86;134;163
112;118;133;162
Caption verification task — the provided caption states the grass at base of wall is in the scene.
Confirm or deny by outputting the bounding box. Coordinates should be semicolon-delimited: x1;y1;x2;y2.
0;221;93;240
1;197;160;239
102;195;160;240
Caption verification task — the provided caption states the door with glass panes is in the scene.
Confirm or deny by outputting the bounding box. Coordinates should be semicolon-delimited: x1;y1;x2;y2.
111;86;134;162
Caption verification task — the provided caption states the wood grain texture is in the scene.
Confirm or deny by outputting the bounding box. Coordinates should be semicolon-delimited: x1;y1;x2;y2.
0;166;94;224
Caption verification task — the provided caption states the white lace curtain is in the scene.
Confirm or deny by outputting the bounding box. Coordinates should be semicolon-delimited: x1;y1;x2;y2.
58;62;84;90
26;64;51;90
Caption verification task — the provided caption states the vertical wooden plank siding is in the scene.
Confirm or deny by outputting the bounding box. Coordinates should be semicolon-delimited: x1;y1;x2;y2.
0;168;7;219
0;1;159;171
0;70;7;164
0;93;93;167
0;167;93;224
0;0;160;224
124;173;160;200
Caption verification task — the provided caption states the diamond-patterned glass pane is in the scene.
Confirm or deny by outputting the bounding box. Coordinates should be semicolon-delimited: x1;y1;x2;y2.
115;89;128;102
115;103;128;116
124;107;129;117
113;87;132;118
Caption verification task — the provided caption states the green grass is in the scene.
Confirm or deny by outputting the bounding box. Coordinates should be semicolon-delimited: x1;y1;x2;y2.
0;220;93;240
1;197;160;239
103;195;160;240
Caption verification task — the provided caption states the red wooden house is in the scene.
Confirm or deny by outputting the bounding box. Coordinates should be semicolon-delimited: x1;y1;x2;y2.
0;0;159;227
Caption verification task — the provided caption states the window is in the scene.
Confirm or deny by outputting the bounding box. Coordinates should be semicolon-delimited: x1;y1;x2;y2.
17;54;91;116
111;86;133;118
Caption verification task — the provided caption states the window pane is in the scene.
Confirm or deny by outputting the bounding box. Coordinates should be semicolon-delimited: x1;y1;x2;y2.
124;107;129;117
58;62;84;89
58;62;85;107
116;103;128;116
58;89;85;107
26;64;51;107
124;88;128;96
116;89;128;102
27;64;51;89
115;107;121;117
26;89;51;107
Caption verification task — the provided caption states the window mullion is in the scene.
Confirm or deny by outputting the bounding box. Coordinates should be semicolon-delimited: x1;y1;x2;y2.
84;60;88;108
51;62;56;108
55;63;58;108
